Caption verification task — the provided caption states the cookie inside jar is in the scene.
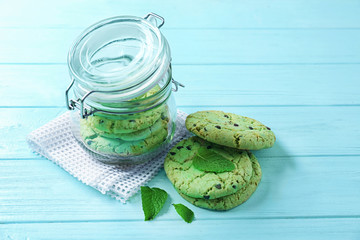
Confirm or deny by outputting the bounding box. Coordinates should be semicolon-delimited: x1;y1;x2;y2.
79;85;173;158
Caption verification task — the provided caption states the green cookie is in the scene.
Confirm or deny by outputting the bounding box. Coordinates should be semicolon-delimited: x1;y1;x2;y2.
185;110;276;150
99;85;162;109
178;153;261;211
85;105;167;134
114;126;169;156
164;136;253;200
88;117;169;141
83;85;167;134
80;120;169;156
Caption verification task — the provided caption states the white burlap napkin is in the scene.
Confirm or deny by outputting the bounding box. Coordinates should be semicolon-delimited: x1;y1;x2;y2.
27;110;190;203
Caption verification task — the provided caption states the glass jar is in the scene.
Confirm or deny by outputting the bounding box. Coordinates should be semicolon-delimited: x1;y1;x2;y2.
65;13;182;164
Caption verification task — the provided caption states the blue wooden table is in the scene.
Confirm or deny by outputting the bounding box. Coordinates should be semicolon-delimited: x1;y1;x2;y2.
1;1;359;239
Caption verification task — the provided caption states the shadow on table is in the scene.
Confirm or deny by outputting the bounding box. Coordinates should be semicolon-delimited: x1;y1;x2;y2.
249;140;296;206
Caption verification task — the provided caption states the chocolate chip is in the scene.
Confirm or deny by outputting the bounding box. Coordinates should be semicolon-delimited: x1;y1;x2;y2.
203;195;210;200
186;146;192;150
204;127;207;131
207;146;212;149
170;152;176;155
266;126;271;130
193;124;196;127
224;115;229;118
215;184;221;189
215;125;221;129
129;120;136;122
87;140;93;145
234;123;239;127
177;146;184;150
232;185;236;189
249;126;254;130
99;120;104;124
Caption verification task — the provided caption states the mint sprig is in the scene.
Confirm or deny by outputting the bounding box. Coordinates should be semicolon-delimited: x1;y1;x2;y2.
173;203;194;223
141;186;168;221
193;147;235;173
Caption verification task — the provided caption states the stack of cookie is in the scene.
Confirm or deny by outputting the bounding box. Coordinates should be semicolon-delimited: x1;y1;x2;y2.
79;87;171;157
164;110;276;210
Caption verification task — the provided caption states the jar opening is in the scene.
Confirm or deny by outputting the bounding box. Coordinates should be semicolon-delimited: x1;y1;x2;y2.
89;39;141;72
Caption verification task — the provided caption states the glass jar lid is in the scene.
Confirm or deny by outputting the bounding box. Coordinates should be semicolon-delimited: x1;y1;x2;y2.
68;13;171;101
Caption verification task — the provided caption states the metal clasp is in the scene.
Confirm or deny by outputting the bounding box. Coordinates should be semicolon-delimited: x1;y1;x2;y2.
65;79;94;118
172;78;185;92
144;12;165;28
66;77;185;118
65;79;75;110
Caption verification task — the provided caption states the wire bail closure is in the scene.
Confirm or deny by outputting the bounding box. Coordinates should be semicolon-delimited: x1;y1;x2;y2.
65;78;184;119
171;79;185;92
65;79;93;118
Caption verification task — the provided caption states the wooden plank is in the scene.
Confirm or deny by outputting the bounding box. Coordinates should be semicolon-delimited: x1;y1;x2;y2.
0;156;359;223
0;0;359;29
1;218;359;240
1;64;360;107
0;29;359;64
0;108;65;159
1;106;359;159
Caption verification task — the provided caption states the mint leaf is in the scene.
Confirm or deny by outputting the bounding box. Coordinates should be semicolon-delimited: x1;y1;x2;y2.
193;147;235;173
141;186;168;221
173;204;194;223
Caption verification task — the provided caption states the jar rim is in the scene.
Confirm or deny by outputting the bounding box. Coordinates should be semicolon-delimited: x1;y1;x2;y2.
67;15;171;101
